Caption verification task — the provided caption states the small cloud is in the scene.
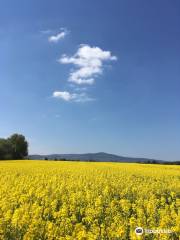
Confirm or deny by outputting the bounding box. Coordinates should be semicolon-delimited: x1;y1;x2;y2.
53;91;72;101
52;91;94;103
48;29;69;43
58;44;117;85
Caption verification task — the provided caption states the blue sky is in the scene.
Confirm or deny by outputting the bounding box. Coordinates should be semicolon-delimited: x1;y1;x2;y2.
0;0;180;160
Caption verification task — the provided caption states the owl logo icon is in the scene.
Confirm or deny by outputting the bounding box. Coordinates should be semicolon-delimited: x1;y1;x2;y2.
135;227;144;235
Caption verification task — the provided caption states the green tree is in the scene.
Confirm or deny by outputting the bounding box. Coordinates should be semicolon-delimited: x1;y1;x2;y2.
8;134;28;159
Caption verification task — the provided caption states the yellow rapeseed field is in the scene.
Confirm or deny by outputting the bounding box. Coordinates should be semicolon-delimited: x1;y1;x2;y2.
0;160;179;240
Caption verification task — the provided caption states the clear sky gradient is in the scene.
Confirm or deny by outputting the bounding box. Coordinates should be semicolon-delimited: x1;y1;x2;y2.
0;0;180;160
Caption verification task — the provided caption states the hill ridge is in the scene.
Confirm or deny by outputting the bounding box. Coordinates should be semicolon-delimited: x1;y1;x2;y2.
29;152;165;163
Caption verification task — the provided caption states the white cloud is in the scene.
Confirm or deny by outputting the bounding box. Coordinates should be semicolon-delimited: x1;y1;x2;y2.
48;29;68;43
58;44;117;85
53;91;72;101
53;91;94;102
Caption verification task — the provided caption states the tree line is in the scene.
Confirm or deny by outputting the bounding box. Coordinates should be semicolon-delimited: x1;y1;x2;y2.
0;134;28;160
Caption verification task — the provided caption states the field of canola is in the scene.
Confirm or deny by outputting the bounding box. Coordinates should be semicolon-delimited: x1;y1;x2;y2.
0;160;179;240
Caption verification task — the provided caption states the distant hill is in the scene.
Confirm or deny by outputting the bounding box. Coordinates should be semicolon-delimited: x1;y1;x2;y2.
29;152;165;163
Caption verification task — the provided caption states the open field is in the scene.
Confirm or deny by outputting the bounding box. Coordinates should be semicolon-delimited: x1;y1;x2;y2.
0;161;179;239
